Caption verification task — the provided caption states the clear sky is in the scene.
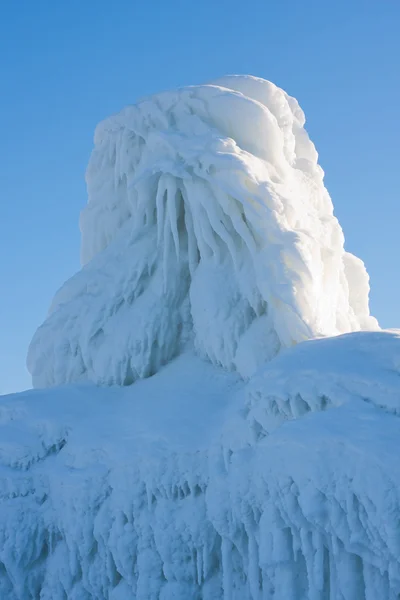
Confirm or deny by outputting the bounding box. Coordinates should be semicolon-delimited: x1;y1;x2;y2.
1;0;399;394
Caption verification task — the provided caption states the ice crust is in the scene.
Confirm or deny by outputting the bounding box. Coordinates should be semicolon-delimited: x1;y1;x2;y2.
2;332;400;599
27;76;377;388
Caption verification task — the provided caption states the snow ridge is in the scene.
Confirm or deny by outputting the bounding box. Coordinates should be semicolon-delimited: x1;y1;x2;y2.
27;75;377;388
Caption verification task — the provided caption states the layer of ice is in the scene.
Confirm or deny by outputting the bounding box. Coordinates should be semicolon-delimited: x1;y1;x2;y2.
27;76;378;388
2;332;400;598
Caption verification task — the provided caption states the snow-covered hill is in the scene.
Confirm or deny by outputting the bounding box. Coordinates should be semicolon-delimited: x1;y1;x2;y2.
2;76;398;599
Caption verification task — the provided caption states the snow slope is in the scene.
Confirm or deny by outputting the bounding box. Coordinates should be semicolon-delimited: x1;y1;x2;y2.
27;76;377;388
2;332;400;598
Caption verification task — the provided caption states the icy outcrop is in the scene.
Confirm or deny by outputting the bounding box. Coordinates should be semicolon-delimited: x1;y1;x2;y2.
27;76;378;388
12;75;397;599
2;332;400;599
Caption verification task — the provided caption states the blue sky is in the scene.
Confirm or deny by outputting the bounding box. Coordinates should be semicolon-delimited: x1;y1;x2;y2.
1;0;399;394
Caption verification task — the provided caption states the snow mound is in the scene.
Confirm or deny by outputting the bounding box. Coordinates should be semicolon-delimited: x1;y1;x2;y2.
2;332;400;598
27;75;378;388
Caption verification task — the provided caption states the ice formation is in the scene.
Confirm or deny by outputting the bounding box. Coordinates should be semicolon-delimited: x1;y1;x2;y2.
2;332;400;599
3;76;398;599
27;75;377;388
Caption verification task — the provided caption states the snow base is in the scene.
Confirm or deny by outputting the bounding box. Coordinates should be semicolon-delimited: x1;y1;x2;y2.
3;331;400;599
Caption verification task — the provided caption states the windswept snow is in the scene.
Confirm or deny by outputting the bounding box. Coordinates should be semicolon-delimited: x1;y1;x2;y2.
2;332;400;598
27;75;377;388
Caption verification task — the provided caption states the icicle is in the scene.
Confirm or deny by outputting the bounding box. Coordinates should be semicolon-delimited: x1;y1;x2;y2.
196;548;202;585
155;176;166;243
228;202;257;257
165;178;180;259
247;532;261;600
197;203;221;260
181;186;199;275
221;538;233;600
311;531;325;593
199;189;238;266
186;190;211;260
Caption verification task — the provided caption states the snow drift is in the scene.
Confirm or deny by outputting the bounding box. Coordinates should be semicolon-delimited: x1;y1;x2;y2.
27;75;377;388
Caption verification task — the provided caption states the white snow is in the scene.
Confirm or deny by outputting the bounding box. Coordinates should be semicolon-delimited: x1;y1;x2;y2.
2;332;400;598
2;75;397;598
27;75;377;389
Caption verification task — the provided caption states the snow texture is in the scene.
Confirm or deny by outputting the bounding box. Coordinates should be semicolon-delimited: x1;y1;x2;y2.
27;75;378;388
2;332;400;599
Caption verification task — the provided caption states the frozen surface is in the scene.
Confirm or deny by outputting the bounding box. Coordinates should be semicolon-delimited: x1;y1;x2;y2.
2;332;400;598
27;75;377;388
5;76;395;598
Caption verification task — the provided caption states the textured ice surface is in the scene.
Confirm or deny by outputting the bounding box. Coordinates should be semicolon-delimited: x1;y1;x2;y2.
27;76;378;388
5;76;395;599
2;332;400;598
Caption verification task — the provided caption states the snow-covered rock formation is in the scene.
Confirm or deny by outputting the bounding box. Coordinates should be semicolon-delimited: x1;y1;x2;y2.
27;75;377;388
2;76;399;599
